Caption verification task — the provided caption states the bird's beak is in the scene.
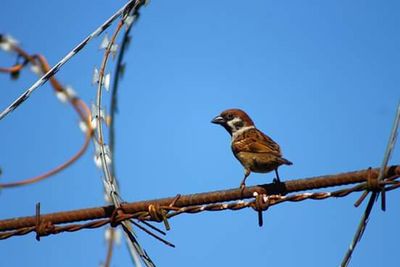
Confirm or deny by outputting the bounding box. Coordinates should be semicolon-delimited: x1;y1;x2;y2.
211;115;225;125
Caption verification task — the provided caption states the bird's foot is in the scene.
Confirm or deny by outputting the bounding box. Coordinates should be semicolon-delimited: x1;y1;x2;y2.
273;177;281;184
239;182;246;196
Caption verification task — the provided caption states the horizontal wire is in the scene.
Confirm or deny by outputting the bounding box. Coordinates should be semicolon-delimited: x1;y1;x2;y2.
0;166;398;240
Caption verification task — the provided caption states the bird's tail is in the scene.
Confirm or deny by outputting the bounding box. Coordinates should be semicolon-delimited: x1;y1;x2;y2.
280;157;293;165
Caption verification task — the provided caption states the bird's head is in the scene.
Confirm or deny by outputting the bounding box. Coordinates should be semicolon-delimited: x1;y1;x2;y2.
211;108;255;136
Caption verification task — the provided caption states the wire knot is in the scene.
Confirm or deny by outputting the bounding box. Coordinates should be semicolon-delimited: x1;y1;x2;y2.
251;193;270;211
367;168;381;192
35;202;55;241
148;204;164;222
354;167;386;209
146;194;180;231
110;207;125;227
251;193;269;227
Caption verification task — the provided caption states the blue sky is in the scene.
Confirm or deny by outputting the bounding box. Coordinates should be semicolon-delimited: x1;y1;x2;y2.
0;0;399;266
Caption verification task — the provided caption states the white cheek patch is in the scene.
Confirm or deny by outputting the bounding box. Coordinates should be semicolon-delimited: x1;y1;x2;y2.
232;125;255;140
227;117;242;131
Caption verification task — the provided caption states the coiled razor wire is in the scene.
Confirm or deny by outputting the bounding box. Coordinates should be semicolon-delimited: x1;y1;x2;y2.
0;0;138;121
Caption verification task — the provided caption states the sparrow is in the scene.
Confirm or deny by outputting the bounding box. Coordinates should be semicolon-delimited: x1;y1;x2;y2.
212;108;292;188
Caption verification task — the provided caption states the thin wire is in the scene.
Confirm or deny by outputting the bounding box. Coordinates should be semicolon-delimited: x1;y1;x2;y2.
103;227;115;267
341;102;400;267
377;102;400;182
0;0;137;121
377;101;400;210
341;193;377;267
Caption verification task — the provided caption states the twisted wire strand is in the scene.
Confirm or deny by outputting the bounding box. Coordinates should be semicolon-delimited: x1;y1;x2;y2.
1;176;398;240
0;166;398;232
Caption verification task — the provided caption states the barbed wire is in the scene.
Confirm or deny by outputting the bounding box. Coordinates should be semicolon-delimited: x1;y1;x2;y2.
0;166;398;239
0;174;399;240
1;3;398;266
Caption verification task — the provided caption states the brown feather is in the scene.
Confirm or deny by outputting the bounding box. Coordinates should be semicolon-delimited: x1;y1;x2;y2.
221;109;255;126
232;128;281;156
212;108;292;186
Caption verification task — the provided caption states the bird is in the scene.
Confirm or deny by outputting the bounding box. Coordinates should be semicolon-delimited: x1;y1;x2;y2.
211;108;292;188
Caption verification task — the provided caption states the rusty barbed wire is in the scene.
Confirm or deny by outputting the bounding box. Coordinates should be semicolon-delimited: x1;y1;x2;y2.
0;166;398;240
1;176;399;241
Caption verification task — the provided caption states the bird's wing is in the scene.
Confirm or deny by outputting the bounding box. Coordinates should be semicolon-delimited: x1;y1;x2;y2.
232;128;281;156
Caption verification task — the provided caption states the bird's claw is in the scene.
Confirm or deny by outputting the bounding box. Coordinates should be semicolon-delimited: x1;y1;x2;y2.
239;182;246;196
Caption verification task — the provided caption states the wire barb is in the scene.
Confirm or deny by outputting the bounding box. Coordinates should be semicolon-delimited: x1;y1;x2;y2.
34;202;55;241
0;166;398;237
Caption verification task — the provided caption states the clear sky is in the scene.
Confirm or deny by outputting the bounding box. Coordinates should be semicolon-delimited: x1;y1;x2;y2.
0;0;399;266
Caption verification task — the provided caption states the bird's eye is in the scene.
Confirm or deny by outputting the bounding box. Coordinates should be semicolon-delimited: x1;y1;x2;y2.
226;114;234;120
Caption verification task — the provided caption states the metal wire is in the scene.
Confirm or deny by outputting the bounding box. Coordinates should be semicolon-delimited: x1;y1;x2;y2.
0;0;138;121
93;2;153;266
1;178;399;241
103;10;136;267
341;102;400;267
0;166;399;237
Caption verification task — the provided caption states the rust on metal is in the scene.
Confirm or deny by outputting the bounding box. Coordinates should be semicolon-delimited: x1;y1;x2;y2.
0;166;399;234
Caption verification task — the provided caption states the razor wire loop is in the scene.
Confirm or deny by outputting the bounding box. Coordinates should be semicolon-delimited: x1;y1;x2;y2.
0;0;142;121
92;3;154;264
123;0;145;20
